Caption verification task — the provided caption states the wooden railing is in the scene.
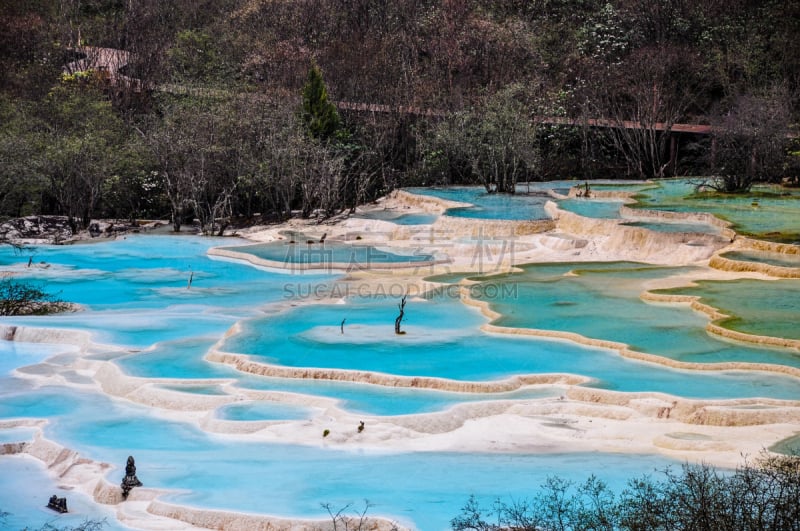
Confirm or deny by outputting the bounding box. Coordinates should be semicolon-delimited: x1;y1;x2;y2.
66;46;798;138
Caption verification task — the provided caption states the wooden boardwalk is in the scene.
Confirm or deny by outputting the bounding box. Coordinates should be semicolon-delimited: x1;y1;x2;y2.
67;46;800;138
335;101;715;134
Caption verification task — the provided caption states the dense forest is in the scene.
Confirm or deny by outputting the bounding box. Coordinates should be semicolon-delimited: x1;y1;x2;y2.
1;0;799;231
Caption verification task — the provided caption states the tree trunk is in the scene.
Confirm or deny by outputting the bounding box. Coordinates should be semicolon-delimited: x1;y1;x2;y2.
394;295;406;335
171;206;182;232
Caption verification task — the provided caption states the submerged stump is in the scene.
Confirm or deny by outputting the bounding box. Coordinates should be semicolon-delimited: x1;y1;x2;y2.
47;495;68;513
395;295;407;335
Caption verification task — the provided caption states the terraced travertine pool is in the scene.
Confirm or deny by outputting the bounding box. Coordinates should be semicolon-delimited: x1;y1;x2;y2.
406;180;648;221
556;197;725;235
654;278;800;341
216;240;437;269
0;236;682;529
410;178;795;238
220;289;800;399
720;250;800;269
1;178;799;530
556;198;626;219
619;220;723;234
352;210;440;225
630;179;800;242
467;262;800;368
3;383;675;529
405;185;552;219
506;178;800;242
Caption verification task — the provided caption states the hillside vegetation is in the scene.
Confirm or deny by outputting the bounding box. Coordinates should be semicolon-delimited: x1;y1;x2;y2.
1;0;799;230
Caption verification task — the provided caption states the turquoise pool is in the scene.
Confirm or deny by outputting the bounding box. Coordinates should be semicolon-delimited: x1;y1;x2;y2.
620;220;722;234
471;262;800;368
215;401;316;421
405;186;551;220
1;235;798;530
218;241;436;268
222;291;800;400
51;386;678;530
721;250;800;269
0;454;127;531
0;384;678;530
630;179;800;242
403;180;800;241
655;278;800;341
550;179;800;241
353;210;439;225
558;198;625;219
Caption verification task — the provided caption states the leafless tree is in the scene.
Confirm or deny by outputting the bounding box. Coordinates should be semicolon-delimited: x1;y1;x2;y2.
395;294;407;335
592;45;706;179
704;85;792;192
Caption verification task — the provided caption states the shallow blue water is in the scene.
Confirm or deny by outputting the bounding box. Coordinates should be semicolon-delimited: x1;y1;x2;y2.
405;186;551;220
631;179;800;240
1;235;798;530
0;235;333;347
620;221;721;234
657;278;800;341
721;250;800;268
0;339;74;375
473;262;800;370
353;210;439;225
117;337;238;379
402;180;800;238
0;384;675;530
218;241;435;269
235;376;561;416
0;454;127;531
406;181;652;221
216;401;316;421
409;179;796;241
114;335;565;416
0;235;331;311
223;292;800;400
27;386;674;530
558;198;624;218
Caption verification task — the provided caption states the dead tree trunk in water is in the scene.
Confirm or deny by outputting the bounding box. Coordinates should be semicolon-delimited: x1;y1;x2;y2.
395;295;406;335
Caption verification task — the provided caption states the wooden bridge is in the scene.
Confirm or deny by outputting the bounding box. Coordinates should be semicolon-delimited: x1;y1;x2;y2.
333;101;716;134
68;46;796;140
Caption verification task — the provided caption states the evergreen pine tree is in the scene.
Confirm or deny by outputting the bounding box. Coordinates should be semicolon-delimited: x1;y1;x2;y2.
301;64;341;141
